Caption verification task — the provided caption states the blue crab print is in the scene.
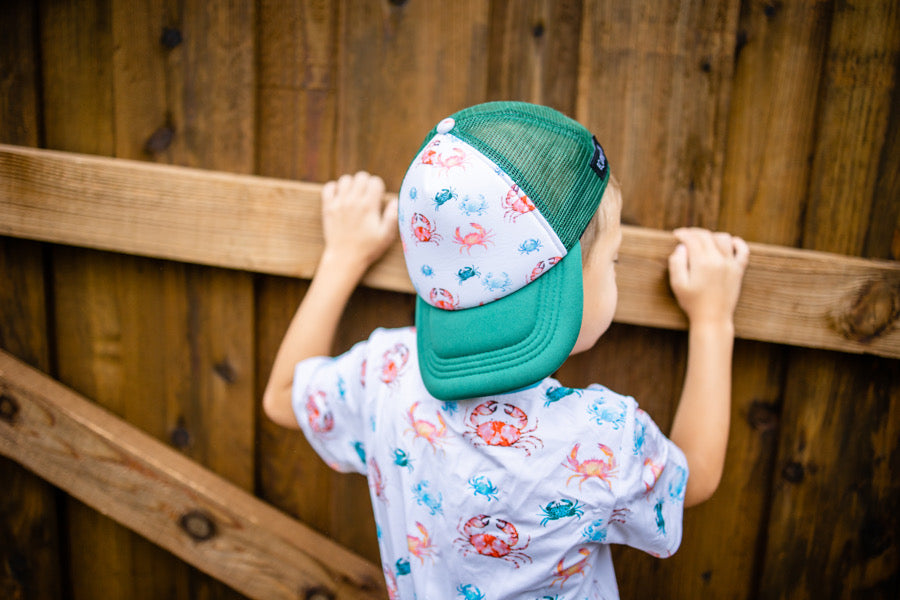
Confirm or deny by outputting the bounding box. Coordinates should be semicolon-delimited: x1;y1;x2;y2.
459;194;488;216
395;557;411;576
337;375;347;401
393;448;413;471
457;584;485;600
539;498;584;526
588;397;627;429
633;418;646;454
543;385;583;407
581;518;608;542
518;238;543;254
409;186;418;200
482;271;512;293
421;264;434;277
433;187;457;210
468;475;500;501
352;441;366;464
668;465;687;501
654;498;666;535
457;265;480;284
412;480;443;515
441;400;459;416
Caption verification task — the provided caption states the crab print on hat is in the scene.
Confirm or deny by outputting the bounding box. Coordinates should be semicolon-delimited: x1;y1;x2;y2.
399;133;568;310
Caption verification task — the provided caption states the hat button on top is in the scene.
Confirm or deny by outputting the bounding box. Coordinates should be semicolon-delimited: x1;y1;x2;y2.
437;118;455;134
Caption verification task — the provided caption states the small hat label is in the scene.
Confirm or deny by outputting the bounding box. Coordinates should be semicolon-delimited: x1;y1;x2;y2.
590;136;608;179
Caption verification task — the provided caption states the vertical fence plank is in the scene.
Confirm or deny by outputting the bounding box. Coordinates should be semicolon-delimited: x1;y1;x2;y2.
486;0;583;114
336;0;491;190
37;3;135;598
253;0;379;563
572;1;742;597
760;2;900;597
706;2;834;598
40;0;257;598
0;2;61;598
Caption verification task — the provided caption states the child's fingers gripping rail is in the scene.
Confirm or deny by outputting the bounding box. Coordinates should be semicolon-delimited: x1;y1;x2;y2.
668;227;750;325
320;171;399;274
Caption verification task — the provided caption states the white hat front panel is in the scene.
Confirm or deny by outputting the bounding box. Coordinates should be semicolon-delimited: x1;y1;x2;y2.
399;131;567;311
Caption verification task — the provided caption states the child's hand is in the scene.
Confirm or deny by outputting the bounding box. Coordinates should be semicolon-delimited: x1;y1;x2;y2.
320;171;398;274
668;228;749;326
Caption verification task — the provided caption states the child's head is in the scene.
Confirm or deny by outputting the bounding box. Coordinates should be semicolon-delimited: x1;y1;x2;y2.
398;102;613;400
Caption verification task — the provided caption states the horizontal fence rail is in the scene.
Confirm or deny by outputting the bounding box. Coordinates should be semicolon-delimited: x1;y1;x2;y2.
0;349;386;600
1;144;898;359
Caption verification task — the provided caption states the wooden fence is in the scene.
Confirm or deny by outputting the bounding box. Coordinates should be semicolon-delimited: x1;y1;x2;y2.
1;1;898;598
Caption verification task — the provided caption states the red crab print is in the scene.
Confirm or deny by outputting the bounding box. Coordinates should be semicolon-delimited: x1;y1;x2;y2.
368;456;388;505
420;141;468;173
563;443;618;490
551;547;591;587
453;222;495;254
380;343;410;385
463;400;543;456
405;401;448;452
411;213;442;245
454;514;532;568
502;183;536;222
528;256;562;282
429;287;459;310
305;390;334;434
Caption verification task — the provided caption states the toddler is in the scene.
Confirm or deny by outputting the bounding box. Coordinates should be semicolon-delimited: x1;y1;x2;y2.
264;102;749;599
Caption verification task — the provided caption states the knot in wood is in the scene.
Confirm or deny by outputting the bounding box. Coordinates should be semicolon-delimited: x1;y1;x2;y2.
305;587;335;600
0;392;20;424
830;275;900;343
781;461;805;484
747;399;779;432
179;510;217;542
144;125;175;155
160;27;183;49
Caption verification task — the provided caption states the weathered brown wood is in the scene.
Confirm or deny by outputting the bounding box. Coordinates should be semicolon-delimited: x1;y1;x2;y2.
255;0;376;565
335;0;491;191
258;0;338;183
0;3;61;599
760;1;900;597
0;349;386;600
704;2;835;596
39;1;259;597
2;143;899;360
486;0;583;114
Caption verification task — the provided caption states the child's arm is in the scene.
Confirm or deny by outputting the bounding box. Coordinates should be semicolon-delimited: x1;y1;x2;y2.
262;172;398;429
667;228;749;507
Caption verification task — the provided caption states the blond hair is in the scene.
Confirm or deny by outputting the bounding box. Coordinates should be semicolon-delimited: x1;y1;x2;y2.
580;174;621;259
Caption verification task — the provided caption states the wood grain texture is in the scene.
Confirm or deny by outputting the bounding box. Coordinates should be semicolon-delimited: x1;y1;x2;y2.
0;349;386;600
2;144;899;359
760;1;900;597
486;0;583;114
336;0;491;190
38;1;259;597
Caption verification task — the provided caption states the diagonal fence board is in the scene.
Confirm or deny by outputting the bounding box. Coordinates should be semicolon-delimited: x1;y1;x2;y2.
1;143;898;358
0;349;386;600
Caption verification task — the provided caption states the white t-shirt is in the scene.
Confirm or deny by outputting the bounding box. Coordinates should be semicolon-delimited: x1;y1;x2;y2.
292;327;688;599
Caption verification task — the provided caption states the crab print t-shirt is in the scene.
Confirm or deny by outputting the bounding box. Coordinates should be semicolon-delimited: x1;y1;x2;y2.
292;327;688;600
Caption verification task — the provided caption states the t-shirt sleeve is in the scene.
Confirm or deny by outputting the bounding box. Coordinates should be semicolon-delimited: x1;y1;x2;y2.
291;340;370;475
605;405;689;558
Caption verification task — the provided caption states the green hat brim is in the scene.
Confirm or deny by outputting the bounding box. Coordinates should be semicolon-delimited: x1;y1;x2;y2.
416;242;584;401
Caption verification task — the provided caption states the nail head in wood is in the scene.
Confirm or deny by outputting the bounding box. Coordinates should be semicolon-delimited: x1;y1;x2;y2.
0;392;19;424
179;510;217;542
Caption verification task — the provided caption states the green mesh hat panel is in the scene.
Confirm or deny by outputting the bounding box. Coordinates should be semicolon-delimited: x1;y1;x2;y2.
418;102;609;249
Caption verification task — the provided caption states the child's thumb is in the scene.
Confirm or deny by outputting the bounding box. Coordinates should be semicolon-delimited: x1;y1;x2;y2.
668;244;689;290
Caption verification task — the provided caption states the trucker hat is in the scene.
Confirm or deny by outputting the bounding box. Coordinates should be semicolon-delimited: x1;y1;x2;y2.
398;102;610;401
